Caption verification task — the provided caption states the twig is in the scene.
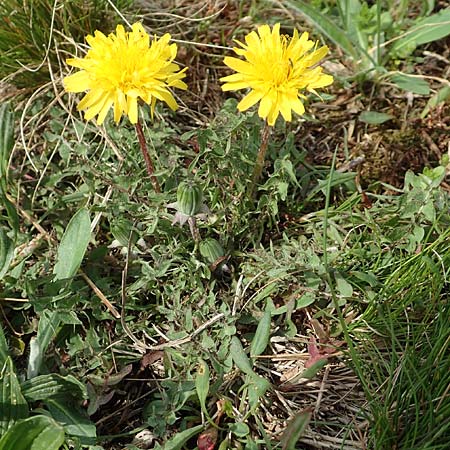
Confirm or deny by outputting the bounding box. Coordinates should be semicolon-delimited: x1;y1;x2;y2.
80;272;120;319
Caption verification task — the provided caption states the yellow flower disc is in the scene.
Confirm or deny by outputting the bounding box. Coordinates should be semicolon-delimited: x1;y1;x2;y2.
220;23;333;126
64;22;187;125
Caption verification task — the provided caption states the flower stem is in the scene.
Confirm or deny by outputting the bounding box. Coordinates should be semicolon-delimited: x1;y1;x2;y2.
249;121;271;198
135;121;161;193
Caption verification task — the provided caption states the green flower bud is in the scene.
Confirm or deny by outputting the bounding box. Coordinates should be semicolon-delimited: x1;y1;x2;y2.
200;238;225;265
177;181;203;216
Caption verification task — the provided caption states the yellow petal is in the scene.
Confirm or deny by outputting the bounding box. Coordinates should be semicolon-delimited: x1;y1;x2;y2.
222;81;252;91
237;90;264;111
96;96;114;125
77;88;106;110
279;94;292;122
223;56;253;74
63;71;90;92
127;96;138;124
289;95;305;115
258;93;273;119
64;22;187;124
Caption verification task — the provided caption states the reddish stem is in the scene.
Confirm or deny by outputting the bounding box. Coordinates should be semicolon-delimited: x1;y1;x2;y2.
135;121;161;193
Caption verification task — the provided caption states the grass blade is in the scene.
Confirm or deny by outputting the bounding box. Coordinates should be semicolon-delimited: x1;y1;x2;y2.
284;0;359;60
280;408;312;450
0;227;14;280
0;324;9;368
0;102;14;188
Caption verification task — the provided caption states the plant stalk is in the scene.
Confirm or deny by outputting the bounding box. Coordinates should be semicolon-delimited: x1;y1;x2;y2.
249;121;271;198
135;121;160;193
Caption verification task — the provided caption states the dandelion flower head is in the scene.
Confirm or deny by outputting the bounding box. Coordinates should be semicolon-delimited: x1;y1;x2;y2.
221;23;333;126
64;22;187;125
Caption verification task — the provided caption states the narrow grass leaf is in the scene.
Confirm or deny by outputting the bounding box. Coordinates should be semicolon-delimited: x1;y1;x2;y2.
0;324;9;367
230;336;254;376
250;310;271;357
0;102;14;186
390;8;450;57
0;415;64;450
280;409;312;450
285;0;359;59
53;207;91;282
0;358;29;434
0;228;14;280
164;424;204;450
359;111;393;124
0;191;19;234
391;73;430;95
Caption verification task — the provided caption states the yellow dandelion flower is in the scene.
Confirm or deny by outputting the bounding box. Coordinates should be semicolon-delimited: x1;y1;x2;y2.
221;23;333;126
63;22;188;125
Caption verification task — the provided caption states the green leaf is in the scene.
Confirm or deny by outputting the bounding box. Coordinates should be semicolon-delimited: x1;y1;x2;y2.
0;415;64;450
230;336;254;376
390;8;450;58
0;227;14;280
229;422;250;437
47;398;96;445
163;424;204;450
0;323;9;368
0;190;19;235
53;207;91;282
299;359;328;379
285;0;359;60
359;111;393;124
250;310;271;357
195;359;212;423
421;85;450;118
335;274;353;297
21;374;87;402
0;358;29;434
0;102;14;187
27;310;65;379
296;292;315;309
421;201;436;223
247;374;271;410
391;73;430;95
280;409;312;450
